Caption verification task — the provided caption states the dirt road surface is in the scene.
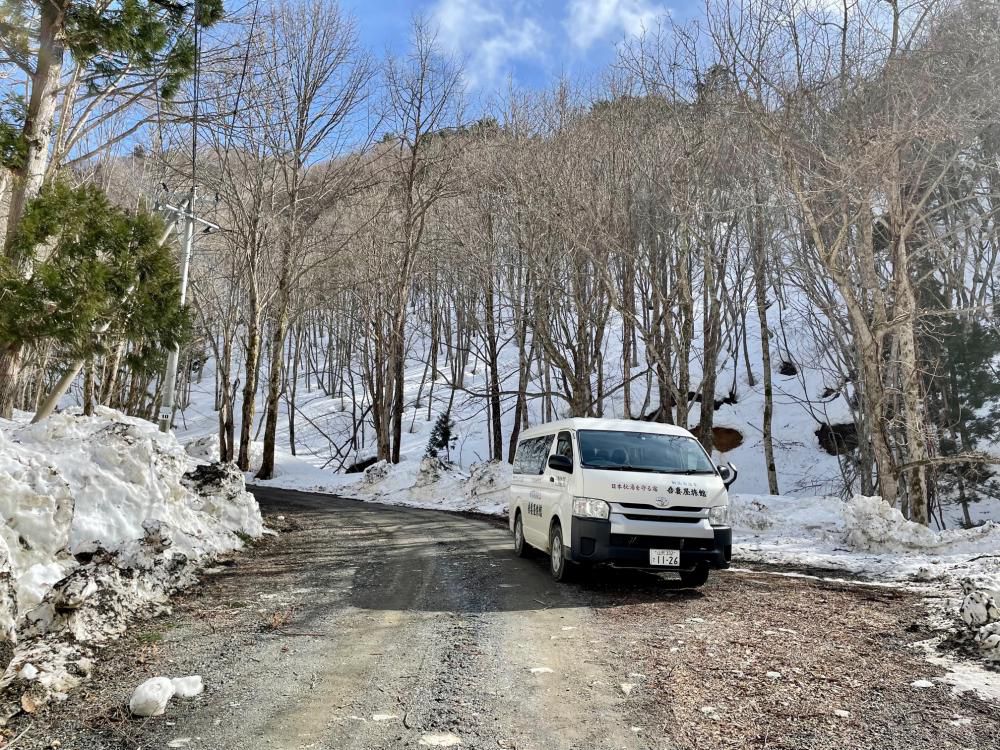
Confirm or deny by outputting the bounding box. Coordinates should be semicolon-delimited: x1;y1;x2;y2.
10;487;999;750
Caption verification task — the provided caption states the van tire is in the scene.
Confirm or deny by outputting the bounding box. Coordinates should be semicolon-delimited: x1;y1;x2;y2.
513;511;530;558
549;522;572;582
679;564;710;588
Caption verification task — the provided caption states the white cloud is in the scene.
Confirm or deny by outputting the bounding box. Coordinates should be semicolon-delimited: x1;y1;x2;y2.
431;0;547;88
564;0;668;49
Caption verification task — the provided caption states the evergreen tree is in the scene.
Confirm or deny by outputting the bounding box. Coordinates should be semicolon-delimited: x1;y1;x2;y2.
0;182;189;367
425;412;457;463
0;0;223;417
0;0;225;241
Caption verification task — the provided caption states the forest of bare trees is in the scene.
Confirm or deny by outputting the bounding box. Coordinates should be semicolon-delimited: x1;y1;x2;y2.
2;0;999;527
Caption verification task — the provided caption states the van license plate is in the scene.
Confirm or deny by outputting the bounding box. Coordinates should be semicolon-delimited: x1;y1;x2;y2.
649;549;680;567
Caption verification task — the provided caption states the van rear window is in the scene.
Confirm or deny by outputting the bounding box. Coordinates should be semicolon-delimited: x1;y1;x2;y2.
577;430;715;475
512;435;554;475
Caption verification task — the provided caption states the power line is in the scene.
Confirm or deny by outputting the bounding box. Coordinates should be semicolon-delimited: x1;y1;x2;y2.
191;0;201;183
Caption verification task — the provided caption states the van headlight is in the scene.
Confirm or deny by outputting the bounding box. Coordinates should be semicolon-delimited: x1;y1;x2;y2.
708;505;730;527
573;497;610;519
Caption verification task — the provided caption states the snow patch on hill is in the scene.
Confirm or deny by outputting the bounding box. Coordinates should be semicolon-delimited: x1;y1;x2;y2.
0;409;263;717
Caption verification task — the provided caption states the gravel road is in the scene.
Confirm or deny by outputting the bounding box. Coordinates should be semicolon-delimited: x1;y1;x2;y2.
9;487;999;750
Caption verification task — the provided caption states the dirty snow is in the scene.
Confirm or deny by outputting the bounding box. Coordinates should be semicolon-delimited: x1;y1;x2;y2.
0;409;263;715
269;455;513;516
733;493;1000;584
419;732;463;747
171;675;205;698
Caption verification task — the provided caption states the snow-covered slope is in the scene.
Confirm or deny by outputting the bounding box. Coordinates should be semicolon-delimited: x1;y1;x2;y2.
172;308;855;496
150;286;1000;551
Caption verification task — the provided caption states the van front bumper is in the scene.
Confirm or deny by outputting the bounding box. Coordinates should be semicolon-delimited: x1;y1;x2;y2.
569;518;732;570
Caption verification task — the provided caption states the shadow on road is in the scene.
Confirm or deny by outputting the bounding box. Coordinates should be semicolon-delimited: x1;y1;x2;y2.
244;485;711;623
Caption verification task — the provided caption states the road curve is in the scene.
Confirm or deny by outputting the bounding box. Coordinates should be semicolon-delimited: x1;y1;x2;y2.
104;487;671;750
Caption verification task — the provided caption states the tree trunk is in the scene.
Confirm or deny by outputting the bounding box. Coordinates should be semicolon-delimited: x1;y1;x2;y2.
0;345;24;419
0;170;10;251
238;304;262;471
389;299;407;464
507;294;532;463
100;338;126;407
287;324;301;457
4;0;68;250
894;234;930;523
484;274;503;461
219;333;235;463
256;309;288;480
752;204;779;495
83;356;95;416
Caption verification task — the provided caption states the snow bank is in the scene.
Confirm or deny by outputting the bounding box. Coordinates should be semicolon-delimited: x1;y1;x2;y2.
734;493;1000;582
0;409;263;716
845;495;948;551
344;457;510;516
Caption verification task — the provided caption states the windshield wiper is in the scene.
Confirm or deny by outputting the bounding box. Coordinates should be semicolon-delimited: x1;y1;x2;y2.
659;469;716;475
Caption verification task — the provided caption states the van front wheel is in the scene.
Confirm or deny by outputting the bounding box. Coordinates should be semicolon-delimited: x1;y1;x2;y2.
513;512;530;558
679;564;710;588
549;522;572;582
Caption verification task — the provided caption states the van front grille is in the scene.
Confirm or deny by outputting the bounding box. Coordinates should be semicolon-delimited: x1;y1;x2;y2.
621;514;701;523
618;502;704;512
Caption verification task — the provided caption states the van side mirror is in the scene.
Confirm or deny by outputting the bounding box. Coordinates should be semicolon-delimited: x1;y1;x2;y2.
718;462;738;489
548;454;573;474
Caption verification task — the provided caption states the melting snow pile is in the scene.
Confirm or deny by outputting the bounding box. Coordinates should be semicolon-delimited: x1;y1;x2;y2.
185;434;263;473
129;675;204;717
959;579;1000;664
347;457;511;516
0;409;263;718
733;493;1000;582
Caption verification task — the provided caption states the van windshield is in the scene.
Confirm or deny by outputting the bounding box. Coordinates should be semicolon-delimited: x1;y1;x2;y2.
577;430;716;475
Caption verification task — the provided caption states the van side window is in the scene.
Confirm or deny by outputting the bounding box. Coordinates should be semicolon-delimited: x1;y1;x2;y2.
513;435;553;475
555;431;574;463
512;440;533;475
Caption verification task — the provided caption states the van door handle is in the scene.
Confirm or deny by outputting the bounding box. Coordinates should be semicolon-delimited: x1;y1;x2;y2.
549;477;555;483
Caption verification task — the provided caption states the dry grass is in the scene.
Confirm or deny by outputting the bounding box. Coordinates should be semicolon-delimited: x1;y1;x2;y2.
264;607;296;631
599;571;1000;750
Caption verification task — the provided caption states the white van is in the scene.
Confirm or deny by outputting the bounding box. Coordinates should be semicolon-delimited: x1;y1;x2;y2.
508;418;736;586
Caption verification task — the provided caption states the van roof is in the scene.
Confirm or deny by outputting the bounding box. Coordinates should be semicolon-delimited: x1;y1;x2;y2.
517;417;695;441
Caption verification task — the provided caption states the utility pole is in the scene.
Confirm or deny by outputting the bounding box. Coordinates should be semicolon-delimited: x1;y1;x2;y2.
159;0;206;433
157;187;218;433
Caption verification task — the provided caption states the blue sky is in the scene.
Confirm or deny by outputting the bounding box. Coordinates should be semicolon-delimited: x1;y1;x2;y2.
342;0;696;94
